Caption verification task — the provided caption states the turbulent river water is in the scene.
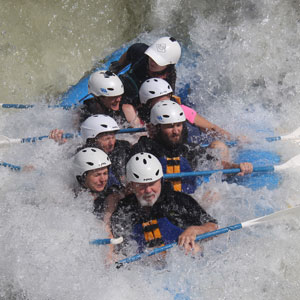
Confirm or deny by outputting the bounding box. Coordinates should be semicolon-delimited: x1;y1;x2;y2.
1;1;300;299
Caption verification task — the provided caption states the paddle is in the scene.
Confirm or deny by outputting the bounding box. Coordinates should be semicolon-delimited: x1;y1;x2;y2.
163;153;300;179
265;126;300;143
0;161;22;171
0;128;146;147
0;103;76;110
89;236;123;245
115;205;300;267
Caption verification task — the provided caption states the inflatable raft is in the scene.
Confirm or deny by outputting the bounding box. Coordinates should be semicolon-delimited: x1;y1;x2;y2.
60;45;281;191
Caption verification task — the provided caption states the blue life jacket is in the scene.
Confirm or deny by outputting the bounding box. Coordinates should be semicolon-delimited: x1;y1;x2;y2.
132;217;184;253
107;169;121;187
159;156;197;194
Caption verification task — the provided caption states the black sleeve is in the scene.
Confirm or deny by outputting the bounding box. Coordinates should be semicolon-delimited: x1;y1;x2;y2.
110;196;139;242
129;136;158;159
126;43;149;63
79;98;105;123
171;191;217;229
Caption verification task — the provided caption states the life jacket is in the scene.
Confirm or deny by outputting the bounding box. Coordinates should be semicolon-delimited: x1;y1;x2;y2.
159;156;196;194
132;217;184;253
107;168;121;187
172;95;181;105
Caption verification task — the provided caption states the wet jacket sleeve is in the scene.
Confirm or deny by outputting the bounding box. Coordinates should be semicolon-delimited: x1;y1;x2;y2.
171;191;217;229
126;43;149;63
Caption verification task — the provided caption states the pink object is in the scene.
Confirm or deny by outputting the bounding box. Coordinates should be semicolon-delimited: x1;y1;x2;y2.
181;104;197;124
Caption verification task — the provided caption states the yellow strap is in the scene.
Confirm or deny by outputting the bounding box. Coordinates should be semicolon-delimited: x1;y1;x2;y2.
166;157;182;191
142;220;163;242
172;95;182;105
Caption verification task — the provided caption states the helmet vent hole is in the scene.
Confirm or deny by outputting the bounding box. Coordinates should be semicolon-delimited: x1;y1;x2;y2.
82;150;87;152
163;115;169;118
143;159;147;164
133;173;139;179
107;88;114;91
149;91;155;95
86;162;94;166
180;112;183;116
101;124;108;128
148;155;152;159
155;170;160;176
91;149;96;152
135;157;139;161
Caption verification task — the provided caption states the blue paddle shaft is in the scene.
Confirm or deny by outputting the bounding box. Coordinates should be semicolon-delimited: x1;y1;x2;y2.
0;161;21;171
118;128;146;133
116;223;243;267
19;128;146;144
1;104;76;110
89;239;111;245
265;136;282;142
163;165;275;179
20;133;76;143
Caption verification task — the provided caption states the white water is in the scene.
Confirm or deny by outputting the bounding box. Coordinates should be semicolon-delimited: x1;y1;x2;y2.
1;1;300;299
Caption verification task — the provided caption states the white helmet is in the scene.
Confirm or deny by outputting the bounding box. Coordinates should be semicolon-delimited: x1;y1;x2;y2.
74;147;111;177
80;114;120;142
139;78;173;104
150;100;186;125
145;37;181;66
126;152;163;183
88;70;124;97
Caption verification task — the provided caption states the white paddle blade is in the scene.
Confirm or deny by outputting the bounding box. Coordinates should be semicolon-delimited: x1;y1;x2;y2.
0;135;21;147
274;154;300;171
281;127;300;141
242;206;300;228
110;237;123;245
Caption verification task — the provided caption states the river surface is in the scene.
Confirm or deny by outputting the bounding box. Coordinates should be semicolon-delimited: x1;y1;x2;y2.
1;1;300;299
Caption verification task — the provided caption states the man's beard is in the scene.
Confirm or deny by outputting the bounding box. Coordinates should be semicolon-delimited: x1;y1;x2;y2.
157;130;183;149
137;192;160;207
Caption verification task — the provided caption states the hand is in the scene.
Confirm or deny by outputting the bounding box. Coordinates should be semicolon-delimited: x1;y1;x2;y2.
236;135;251;144
146;123;158;139
237;162;253;176
178;226;201;255
109;61;122;74
49;129;67;144
22;165;35;172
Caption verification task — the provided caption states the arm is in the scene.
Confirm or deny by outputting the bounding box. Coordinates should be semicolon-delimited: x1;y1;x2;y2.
122;104;143;127
109;51;130;73
193;114;233;140
109;43;148;73
181;104;233;140
103;191;125;235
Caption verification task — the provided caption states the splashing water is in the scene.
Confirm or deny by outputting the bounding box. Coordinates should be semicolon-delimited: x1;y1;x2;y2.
1;1;300;299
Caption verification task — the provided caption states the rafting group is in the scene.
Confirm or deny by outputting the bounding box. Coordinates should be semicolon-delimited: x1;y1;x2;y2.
48;37;255;264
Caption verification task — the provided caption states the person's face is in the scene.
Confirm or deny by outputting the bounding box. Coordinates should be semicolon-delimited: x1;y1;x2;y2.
84;167;108;192
131;179;162;207
160;122;183;145
99;95;122;111
148;57;167;73
95;132;116;154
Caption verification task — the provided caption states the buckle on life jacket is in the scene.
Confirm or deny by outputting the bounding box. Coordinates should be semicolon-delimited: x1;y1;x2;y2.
142;220;165;248
166;157;182;192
